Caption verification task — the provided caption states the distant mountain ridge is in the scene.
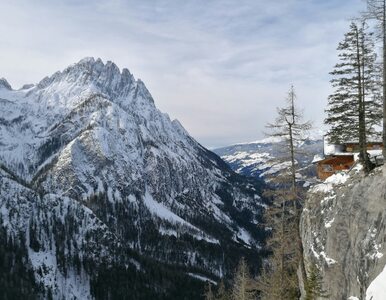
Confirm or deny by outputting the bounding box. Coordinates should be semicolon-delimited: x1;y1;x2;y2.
0;58;266;299
213;136;324;185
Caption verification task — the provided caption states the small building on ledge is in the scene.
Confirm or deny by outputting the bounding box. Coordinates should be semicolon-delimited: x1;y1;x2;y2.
314;139;383;180
315;154;355;180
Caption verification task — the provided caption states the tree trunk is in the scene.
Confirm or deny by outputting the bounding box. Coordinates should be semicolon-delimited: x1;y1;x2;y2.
355;25;369;172
288;88;308;297
360;24;371;172
289;124;296;203
280;202;285;300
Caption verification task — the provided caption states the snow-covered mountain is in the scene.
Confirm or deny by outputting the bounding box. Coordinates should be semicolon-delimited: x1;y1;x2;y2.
213;136;323;185
0;58;267;299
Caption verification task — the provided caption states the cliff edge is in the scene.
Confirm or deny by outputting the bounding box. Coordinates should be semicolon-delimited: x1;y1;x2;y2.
301;165;386;299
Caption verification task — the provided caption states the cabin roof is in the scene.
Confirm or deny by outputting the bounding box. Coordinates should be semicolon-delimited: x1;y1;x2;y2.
324;136;383;156
317;154;354;165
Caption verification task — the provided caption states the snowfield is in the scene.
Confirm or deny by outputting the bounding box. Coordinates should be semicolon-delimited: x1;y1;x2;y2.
366;263;386;299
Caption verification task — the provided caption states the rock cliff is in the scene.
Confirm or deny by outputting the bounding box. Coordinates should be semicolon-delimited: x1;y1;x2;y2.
301;165;386;299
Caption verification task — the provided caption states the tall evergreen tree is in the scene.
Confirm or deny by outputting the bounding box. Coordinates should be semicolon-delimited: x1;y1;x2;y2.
256;86;311;299
364;0;386;158
215;280;230;300
204;282;215;300
325;21;382;171
256;211;300;300
304;264;329;300
231;257;256;300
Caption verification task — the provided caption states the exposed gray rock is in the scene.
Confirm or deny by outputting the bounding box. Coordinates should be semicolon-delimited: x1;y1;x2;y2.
301;166;386;299
0;78;12;90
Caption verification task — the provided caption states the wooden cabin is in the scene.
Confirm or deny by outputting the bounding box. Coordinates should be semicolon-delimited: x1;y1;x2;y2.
316;139;384;180
316;154;355;180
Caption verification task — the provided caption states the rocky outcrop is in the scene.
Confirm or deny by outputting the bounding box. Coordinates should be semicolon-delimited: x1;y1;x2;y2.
301;165;386;299
0;78;12;90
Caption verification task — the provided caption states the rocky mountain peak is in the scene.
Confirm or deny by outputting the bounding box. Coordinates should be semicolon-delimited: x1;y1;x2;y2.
0;59;266;299
34;57;138;102
0;78;12;90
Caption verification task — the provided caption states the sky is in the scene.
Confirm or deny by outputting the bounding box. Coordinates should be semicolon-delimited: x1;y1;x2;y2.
0;0;368;147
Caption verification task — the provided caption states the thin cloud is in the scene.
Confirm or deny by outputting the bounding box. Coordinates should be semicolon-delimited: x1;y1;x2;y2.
0;0;365;147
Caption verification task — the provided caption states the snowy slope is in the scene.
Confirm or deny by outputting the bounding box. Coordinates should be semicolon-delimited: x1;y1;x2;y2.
213;137;323;184
0;167;121;299
0;58;266;299
367;264;386;299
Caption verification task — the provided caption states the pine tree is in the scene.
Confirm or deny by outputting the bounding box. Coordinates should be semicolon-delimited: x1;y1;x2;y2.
325;21;382;171
204;282;215;300
257;86;311;299
304;264;329;300
364;0;386;159
265;86;312;203
215;280;229;300
256;205;300;300
231;257;256;300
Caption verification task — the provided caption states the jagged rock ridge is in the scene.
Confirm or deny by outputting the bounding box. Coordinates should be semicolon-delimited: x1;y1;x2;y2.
0;58;266;299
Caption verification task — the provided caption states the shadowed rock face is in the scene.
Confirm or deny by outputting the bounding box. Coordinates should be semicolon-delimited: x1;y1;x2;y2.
0;78;12;90
301;166;386;299
0;58;267;298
